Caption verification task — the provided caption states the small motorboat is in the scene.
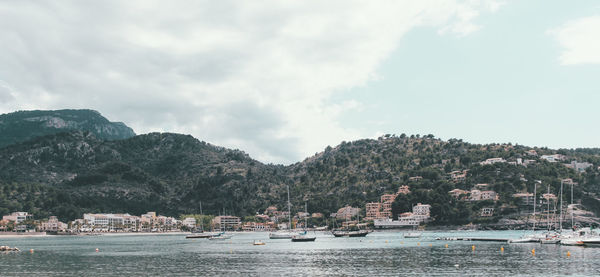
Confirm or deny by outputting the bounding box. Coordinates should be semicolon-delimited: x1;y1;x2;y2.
404;232;422;238
291;234;316;242
209;234;232;240
253;240;266;245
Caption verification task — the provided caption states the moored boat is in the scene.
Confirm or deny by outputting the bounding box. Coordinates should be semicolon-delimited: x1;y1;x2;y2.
291;234;317;242
404;232;422;238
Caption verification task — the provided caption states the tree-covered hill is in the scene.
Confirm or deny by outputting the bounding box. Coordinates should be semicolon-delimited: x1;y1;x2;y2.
1;130;599;226
0;109;135;148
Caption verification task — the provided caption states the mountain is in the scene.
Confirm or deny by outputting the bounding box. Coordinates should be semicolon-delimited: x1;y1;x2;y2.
1;125;600;227
0;109;135;148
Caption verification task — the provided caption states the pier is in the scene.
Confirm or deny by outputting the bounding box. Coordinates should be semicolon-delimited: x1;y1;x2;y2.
436;237;510;242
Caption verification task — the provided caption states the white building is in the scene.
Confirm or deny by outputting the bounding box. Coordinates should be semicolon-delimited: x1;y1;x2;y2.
2;212;32;223
39;216;68;232
213;216;241;231
480;158;506;165
182;217;197;229
541;154;565;163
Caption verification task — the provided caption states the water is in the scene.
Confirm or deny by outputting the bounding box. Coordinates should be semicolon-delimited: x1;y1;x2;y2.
1;231;599;276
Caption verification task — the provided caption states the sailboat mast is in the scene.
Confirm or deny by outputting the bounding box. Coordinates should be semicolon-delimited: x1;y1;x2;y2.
533;181;537;231
560;179;564;232
287;185;291;230
571;181;574;228
547;185;550;231
305;202;308;230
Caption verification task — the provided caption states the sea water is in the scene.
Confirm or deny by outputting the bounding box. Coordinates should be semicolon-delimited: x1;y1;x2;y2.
1;230;599;276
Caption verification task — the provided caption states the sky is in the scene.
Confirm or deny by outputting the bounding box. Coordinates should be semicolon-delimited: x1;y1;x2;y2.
0;0;599;165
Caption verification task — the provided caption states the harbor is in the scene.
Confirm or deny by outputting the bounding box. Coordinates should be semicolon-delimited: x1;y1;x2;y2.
2;230;600;276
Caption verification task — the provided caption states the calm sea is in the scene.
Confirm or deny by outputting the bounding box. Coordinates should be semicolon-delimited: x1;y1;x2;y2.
1;230;599;276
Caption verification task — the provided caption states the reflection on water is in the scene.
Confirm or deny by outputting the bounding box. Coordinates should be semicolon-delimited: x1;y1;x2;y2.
1;231;599;276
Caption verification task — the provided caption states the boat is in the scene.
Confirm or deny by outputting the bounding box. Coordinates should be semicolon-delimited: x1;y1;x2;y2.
209;234;232;240
185;233;214;239
291;235;317;242
404;232;422;238
332;229;370;237
0;246;20;252
510;234;541;243
291;202;317;242
269;231;298;239
253;240;266;245
269;185;299;239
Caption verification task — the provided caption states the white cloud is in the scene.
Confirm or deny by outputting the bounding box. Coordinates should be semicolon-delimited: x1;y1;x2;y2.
0;0;501;164
550;15;600;65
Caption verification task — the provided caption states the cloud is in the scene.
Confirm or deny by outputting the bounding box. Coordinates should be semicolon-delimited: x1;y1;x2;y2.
549;15;600;65
0;0;501;164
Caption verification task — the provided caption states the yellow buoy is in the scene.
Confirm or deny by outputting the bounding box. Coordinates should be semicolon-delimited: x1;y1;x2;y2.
500;246;504;252
445;244;448;248
417;242;420;246
567;251;571;258
531;248;535;256
385;240;388;243
472;245;475;251
29;249;34;253
429;244;432;247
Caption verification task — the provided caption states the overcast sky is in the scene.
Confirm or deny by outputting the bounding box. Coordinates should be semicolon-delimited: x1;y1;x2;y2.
1;1;599;164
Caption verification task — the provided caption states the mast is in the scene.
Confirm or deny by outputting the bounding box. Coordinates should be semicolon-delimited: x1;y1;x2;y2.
287;185;291;230
547;184;550;231
200;201;204;231
560;179;564;232
533;181;538;231
305;202;308;230
571;181;574;228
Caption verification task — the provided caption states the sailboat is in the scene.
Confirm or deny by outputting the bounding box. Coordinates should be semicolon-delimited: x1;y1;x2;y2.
292;202;316;242
186;201;216;239
510;181;542;243
269;185;299;239
332;207;370;237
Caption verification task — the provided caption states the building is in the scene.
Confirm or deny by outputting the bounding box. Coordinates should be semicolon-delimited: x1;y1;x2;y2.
213;216;241;231
397;185;410;195
2;212;33;224
448;189;468;199
541;154;566;163
480;190;499;201
365;202;381;220
182;217;196;229
311;213;324;218
336;206;360;220
449;170;468;182
513;193;535;206
565;161;593;173
373;203;431;229
264;206;278;215
242;222;275;232
83;213;141;231
479;158;506;165
408;176;423;182
526;150;538;156
481;207;494;217
474;183;489;190
39;216;68;232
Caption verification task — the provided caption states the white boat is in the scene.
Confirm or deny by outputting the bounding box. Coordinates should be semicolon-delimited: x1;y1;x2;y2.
270;185;298;239
209;234;232;240
269;231;298;239
253;240;266;245
404;232;422;238
559;228;600;246
509;233;543;243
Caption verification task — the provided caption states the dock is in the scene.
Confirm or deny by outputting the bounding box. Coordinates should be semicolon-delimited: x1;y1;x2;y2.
436;237;510;242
